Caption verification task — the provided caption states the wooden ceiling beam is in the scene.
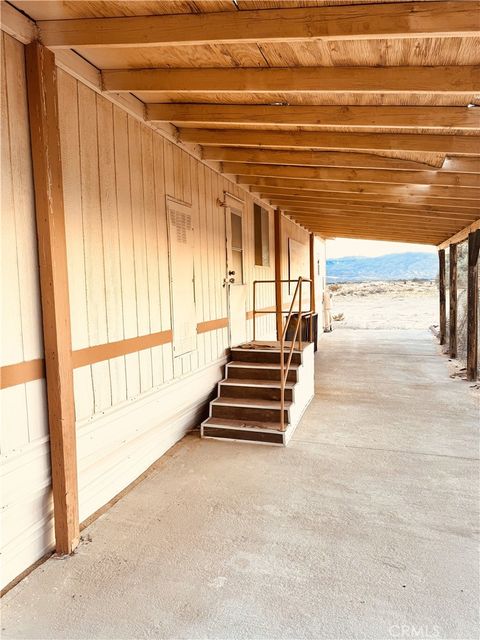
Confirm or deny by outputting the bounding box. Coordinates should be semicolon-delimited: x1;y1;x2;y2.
38;2;479;48
262;193;477;213
287;212;468;229
291;220;444;237
223;162;480;188
289;218;446;233
256;188;480;210
273;204;475;223
202;148;450;170
288;209;461;226
240;176;478;199
291;227;443;243
105;66;479;93
147;104;480;130
180;129;480;155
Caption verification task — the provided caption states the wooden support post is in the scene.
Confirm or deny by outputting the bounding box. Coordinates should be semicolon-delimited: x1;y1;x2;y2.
467;230;480;380
438;248;446;345
309;233;316;314
25;41;79;555
274;207;283;340
309;233;316;343
449;242;457;358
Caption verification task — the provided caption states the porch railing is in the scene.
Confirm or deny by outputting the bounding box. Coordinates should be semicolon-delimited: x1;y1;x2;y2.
252;278;313;430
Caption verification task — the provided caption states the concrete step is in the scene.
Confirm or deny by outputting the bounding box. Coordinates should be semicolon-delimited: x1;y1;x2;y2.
226;361;299;382
230;347;302;365
219;378;295;402
211;396;290;423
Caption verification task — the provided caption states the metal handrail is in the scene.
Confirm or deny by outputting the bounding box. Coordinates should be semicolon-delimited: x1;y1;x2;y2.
252;277;313;431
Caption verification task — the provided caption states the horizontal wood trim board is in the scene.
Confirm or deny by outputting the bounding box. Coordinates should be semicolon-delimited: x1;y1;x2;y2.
196;318;229;333
38;3;478;48
0;359;45;389
72;331;173;368
1;321;234;385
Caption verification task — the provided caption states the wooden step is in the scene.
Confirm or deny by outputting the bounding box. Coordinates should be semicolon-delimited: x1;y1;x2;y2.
219;378;295;402
231;347;302;365
226;361;299;382
202;417;287;444
211;397;290;423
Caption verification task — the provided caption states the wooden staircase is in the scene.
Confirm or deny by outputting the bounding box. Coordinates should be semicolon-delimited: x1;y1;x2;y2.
201;341;314;445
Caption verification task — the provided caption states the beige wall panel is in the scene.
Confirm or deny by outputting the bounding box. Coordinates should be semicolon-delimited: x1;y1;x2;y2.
97;99;127;407
1;35;23;367
3;35;42;362
57;71;89;351
0;33;52;591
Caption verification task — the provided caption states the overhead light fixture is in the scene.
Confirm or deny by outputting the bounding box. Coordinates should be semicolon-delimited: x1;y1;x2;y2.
270;101;289;107
467;103;479;108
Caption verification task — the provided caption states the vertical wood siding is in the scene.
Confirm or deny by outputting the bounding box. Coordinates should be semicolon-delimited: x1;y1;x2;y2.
0;33;52;590
1;41;318;588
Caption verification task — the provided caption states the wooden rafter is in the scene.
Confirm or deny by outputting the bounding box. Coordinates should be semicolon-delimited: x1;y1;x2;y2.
276;206;475;223
147;104;480;131
37;2;479;48
256;189;480;210
104;66;479;94
222;163;480;188
180;129;480;154
202;148;453;171
262;194;478;214
288;211;464;229
240;176;478;199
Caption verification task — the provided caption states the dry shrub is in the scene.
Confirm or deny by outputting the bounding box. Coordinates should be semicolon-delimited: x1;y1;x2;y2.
332;313;345;321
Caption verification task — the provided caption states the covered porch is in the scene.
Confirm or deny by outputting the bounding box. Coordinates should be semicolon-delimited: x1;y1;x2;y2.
2;328;478;639
1;0;479;617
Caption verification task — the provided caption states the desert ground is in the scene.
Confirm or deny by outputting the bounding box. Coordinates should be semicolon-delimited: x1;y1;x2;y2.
328;279;438;331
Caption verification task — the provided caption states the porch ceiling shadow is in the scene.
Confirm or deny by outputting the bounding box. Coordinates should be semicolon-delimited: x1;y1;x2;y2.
11;0;480;244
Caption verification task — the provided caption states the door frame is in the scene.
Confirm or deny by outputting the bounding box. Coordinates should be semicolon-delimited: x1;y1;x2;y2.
223;192;247;347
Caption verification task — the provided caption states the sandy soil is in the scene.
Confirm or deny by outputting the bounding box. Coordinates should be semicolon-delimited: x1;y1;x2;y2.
328;280;438;330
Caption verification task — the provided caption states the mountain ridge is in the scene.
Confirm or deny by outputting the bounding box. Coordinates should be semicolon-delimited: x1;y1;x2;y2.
327;251;437;283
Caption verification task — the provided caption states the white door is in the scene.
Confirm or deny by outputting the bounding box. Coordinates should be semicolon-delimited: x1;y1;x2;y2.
225;198;247;347
167;199;197;357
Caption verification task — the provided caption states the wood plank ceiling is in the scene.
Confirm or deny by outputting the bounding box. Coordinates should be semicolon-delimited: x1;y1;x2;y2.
11;0;480;244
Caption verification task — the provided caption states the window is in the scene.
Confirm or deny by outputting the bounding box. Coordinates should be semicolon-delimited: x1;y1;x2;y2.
254;204;270;267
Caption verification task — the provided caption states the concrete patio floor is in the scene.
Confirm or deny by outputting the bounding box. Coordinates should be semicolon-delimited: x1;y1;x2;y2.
2;329;479;640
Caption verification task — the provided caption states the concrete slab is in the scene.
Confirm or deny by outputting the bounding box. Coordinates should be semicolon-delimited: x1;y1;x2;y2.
2;329;479;640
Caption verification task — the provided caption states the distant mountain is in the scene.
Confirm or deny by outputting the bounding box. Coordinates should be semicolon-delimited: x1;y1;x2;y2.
327;252;438;283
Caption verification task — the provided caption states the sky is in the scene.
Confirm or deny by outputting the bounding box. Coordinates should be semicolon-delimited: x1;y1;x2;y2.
326;238;437;260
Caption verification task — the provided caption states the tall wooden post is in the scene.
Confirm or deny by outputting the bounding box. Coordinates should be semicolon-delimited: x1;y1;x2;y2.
309;233;316;343
25;42;79;555
438;248;446;345
449;242;457;358
274;208;283;340
467;231;480;380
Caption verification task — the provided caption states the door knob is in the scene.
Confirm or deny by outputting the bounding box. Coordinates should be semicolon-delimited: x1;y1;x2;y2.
228;270;236;276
